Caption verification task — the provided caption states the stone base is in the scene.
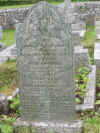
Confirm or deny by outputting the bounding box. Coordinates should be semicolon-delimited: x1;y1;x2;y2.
13;118;83;133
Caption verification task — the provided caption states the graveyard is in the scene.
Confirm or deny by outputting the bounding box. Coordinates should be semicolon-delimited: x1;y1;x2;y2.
0;0;100;133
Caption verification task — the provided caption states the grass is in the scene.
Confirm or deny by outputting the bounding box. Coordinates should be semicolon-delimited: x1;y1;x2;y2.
82;26;96;49
0;59;18;96
0;1;63;9
82;25;96;64
0;4;33;9
83;115;100;133
0;29;15;46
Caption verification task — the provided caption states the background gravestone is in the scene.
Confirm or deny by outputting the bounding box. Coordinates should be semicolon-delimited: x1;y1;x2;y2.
64;0;71;9
14;1;83;133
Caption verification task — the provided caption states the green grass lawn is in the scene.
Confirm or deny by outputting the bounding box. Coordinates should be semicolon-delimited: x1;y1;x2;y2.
82;26;96;49
0;29;15;46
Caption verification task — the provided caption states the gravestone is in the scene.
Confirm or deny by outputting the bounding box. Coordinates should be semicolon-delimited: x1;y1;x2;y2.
64;0;71;9
0;26;3;40
72;33;82;47
72;32;92;71
75;48;92;71
95;17;100;39
14;1;83;133
72;22;86;39
0;42;6;51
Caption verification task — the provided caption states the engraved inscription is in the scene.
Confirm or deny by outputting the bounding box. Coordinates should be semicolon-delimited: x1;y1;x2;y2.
16;1;76;122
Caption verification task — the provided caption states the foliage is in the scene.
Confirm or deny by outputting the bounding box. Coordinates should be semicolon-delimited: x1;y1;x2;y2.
0;59;18;96
0;4;33;9
72;0;100;1
84;114;100;133
0;29;15;47
0;115;15;133
74;67;90;104
10;95;20;114
0;0;64;6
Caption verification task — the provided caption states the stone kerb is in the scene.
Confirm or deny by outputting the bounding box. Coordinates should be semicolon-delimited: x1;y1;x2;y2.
94;42;100;68
76;65;96;111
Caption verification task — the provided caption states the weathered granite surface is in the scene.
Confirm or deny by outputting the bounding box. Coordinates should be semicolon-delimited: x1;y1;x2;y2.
14;1;84;132
16;1;76;122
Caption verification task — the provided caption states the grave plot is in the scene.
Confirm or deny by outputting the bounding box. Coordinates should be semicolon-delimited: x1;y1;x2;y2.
72;32;96;111
14;1;83;133
75;65;96;111
71;20;96;111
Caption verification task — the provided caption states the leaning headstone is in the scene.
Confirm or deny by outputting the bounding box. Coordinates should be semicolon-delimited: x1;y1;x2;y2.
0;26;3;40
14;2;83;133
